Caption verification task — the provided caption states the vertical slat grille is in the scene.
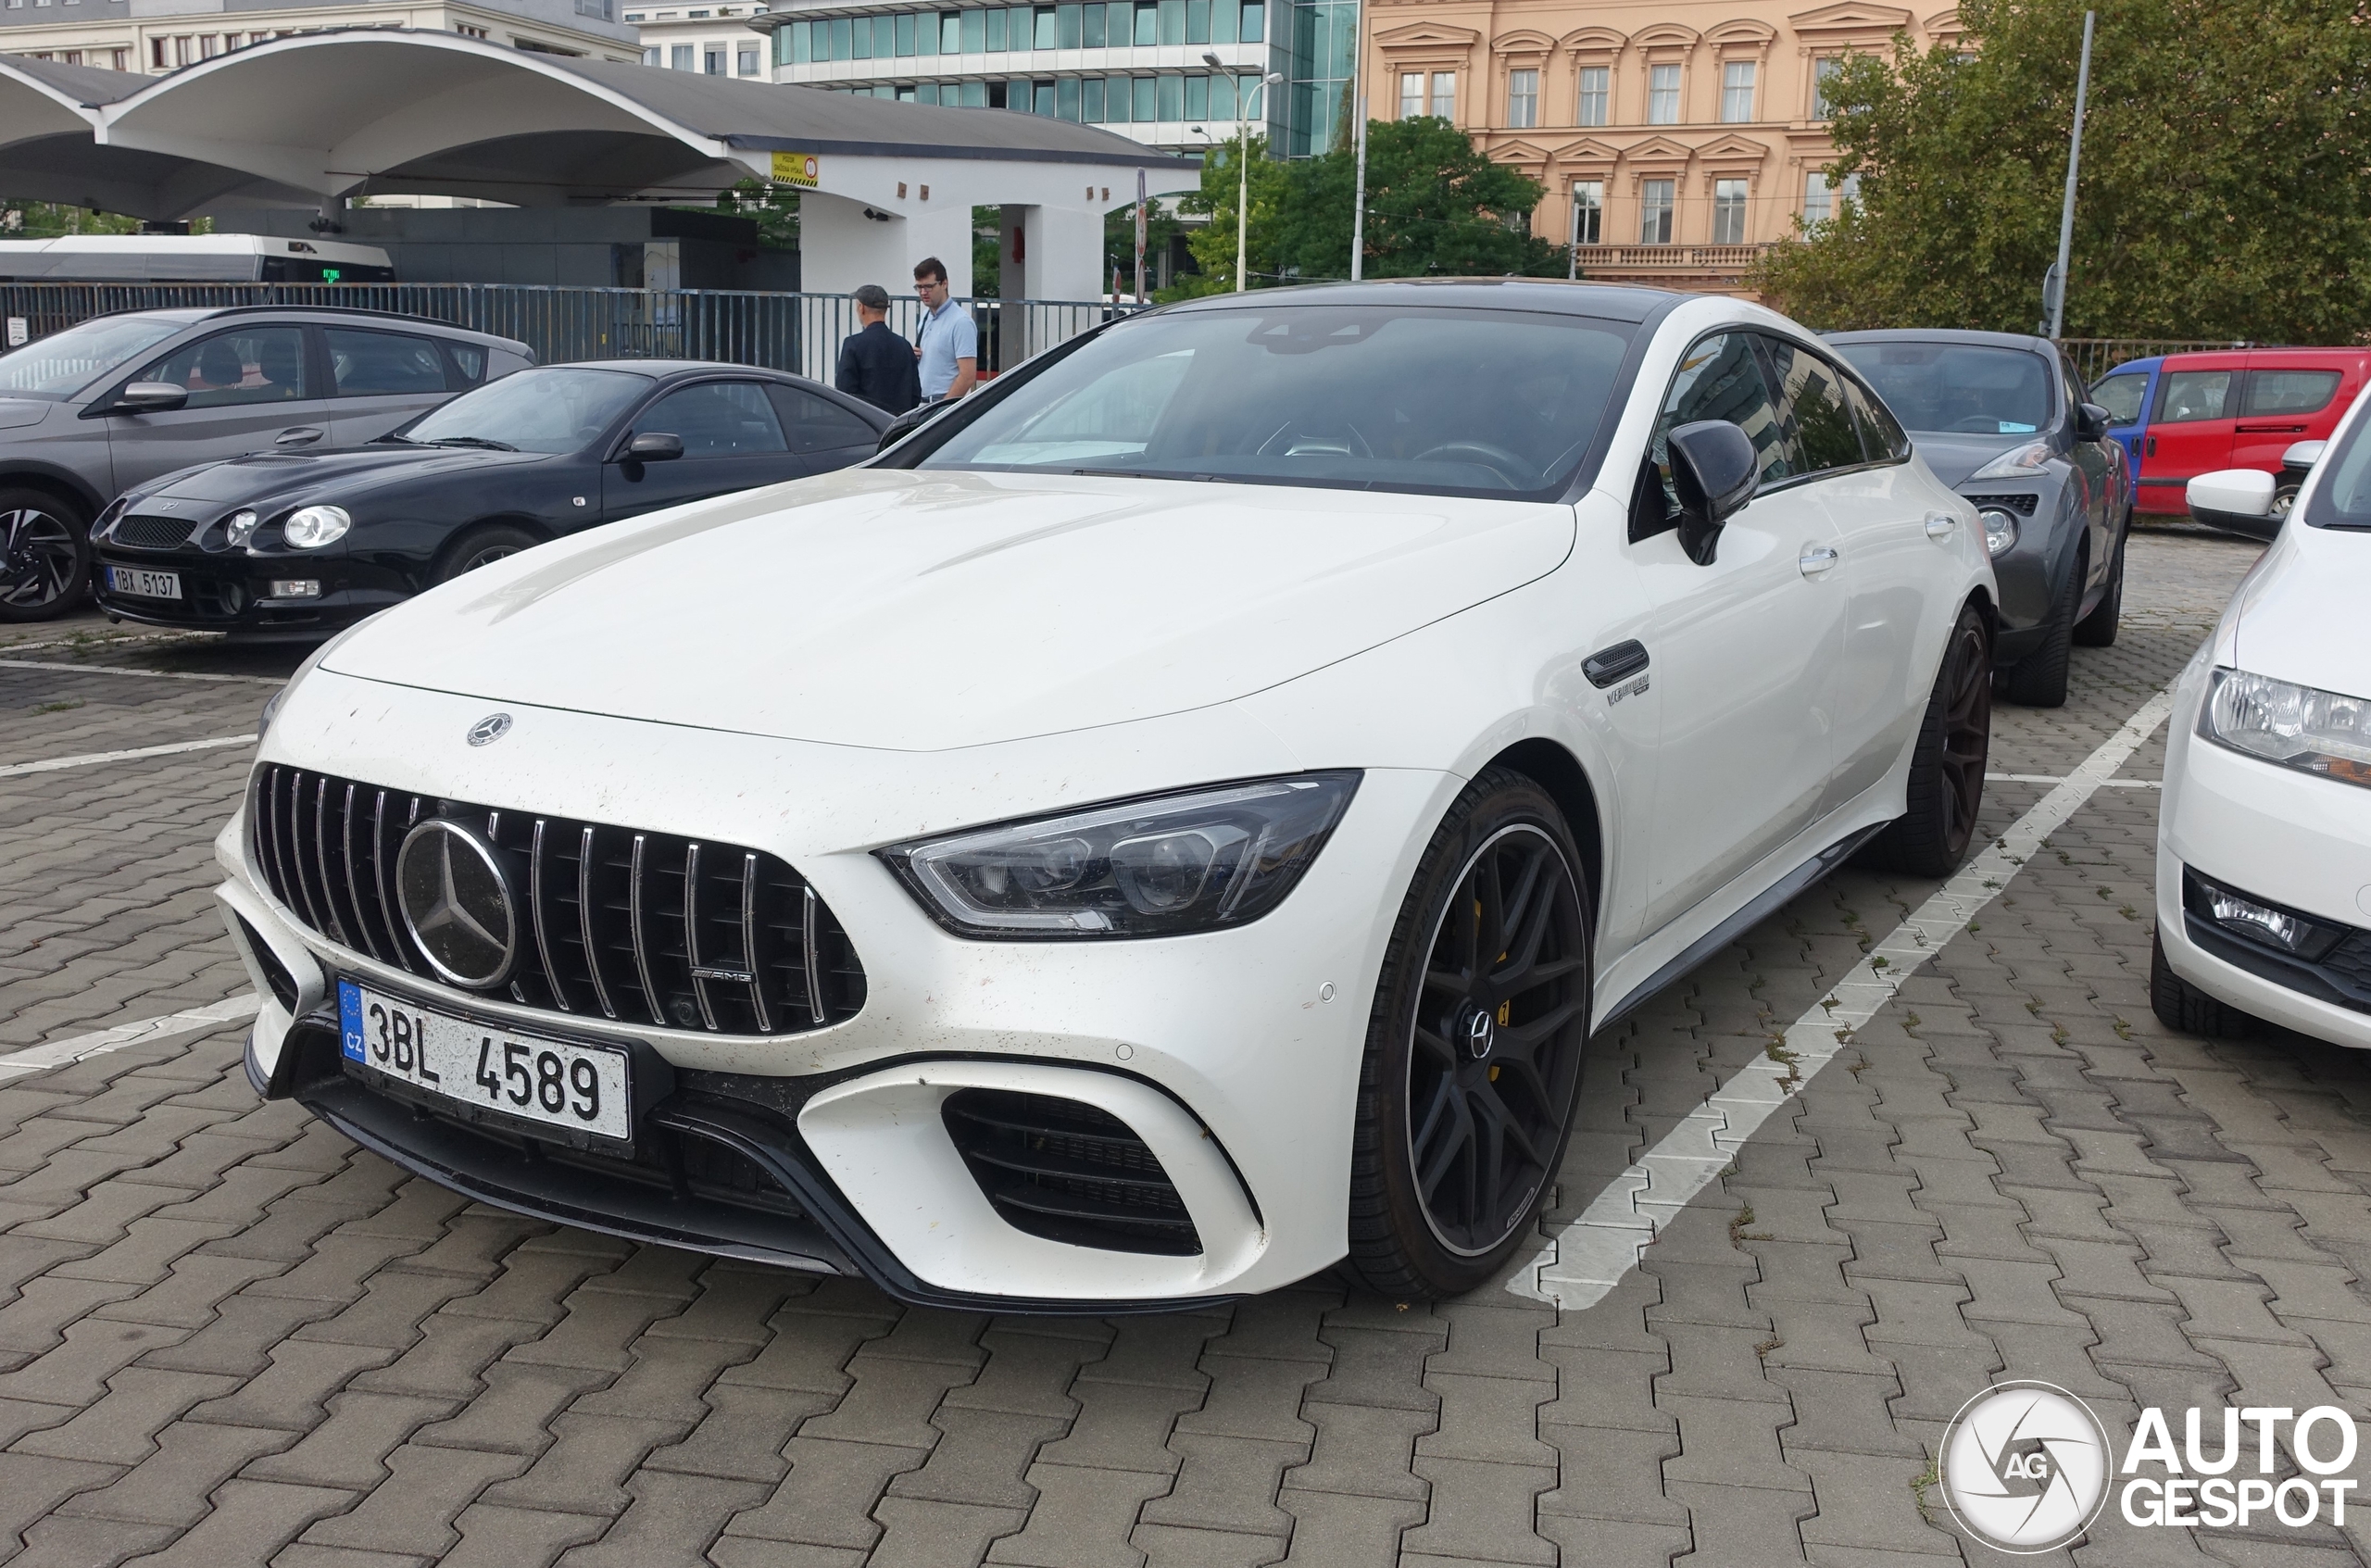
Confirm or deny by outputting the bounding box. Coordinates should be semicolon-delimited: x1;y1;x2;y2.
941;1089;1203;1256
248;763;864;1038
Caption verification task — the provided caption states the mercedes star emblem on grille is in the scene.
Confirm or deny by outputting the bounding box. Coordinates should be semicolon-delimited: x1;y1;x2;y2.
394;819;520;989
467;713;512;746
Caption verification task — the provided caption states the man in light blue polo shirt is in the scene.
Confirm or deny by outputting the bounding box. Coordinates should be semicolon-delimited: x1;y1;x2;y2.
912;255;977;402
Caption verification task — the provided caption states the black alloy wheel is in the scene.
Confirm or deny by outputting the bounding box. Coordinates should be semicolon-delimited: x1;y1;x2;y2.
1349;770;1593;1297
433;523;542;584
1865;603;1991;876
0;497;89;623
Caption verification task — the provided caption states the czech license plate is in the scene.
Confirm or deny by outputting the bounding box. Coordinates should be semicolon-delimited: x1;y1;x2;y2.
337;979;632;1141
106;565;182;600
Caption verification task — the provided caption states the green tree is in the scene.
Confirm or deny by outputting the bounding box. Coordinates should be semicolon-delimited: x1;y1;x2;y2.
1171;132;1293;295
0;204;164;238
1746;0;2371;341
1275;117;1565;282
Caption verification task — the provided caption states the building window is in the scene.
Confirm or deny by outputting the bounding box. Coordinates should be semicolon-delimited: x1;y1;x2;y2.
1647;63;1680;124
1640;178;1675;243
1571;179;1601;245
671;43;693;67
111;47;128;67
149;37;166;66
1576;65;1607;126
1813;56;1839;119
1712;177;1748;242
1429;70;1453;119
574;0;611;16
1720;60;1754;121
1507;68;1537;128
1801;169;1860;224
456;22;488;36
705;46;723;71
737;45;757;72
1132;74;1154;119
1399;70;1421;119
643;44;660;62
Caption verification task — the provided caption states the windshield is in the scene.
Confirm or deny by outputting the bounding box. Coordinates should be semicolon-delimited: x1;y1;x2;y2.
0;314;184;399
912;304;1637;498
1831;342;2055;436
400;366;650;454
2304;393;2371;531
2089;370;2148;426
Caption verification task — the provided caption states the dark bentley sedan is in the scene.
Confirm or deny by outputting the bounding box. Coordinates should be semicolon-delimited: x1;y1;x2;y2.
91;360;888;639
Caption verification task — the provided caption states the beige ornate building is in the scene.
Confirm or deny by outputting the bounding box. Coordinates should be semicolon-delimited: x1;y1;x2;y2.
1362;0;1960;291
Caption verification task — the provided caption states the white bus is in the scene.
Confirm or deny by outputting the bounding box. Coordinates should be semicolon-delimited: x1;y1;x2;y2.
0;233;395;283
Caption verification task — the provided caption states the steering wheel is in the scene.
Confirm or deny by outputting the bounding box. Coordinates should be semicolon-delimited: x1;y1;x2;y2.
1412;440;1530;487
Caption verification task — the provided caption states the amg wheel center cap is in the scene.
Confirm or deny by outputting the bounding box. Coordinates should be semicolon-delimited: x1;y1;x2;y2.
1464;1006;1497;1060
395;819;520;989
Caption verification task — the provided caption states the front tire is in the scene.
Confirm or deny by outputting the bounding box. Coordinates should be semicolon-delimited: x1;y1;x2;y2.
1999;547;2079;708
1864;603;1990;876
432;523;541;585
0;491;92;623
1348;769;1593;1298
2150;931;2255;1039
2073;529;2126;647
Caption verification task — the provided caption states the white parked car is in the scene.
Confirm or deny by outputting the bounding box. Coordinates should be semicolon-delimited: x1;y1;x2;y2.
2156;395;2371;1047
219;283;1995;1309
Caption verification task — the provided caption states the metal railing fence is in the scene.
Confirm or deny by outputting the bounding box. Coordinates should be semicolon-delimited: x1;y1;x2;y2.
0;282;1142;383
2058;336;2251;383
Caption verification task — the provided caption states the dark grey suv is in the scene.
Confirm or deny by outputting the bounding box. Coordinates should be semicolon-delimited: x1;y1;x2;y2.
0;306;532;621
1829;329;2134;708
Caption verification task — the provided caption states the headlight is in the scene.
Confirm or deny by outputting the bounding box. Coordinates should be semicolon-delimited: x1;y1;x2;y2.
2202;668;2371;788
1977;507;2018;557
225;509;258;548
1968;441;2054;481
882;771;1361;938
282;505;350;549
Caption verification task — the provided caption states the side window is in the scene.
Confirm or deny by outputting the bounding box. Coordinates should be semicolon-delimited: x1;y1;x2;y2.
2089;370;2148;425
326;330;451;397
2243;370;2342;417
768;384;880;454
2059;357;2088;426
635;382;789;458
1636;332;1788;538
1756;335;1865;474
1840;371;1910;462
132;327;307;408
2155;370;2232;423
443;342;488;387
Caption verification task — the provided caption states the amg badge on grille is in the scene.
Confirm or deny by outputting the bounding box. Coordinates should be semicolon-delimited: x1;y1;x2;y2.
394;819;520;989
467;713;512;746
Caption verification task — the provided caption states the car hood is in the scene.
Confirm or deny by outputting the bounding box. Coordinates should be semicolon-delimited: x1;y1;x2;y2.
1911;432;2046;490
134;444;556;508
321;467;1576;752
2231;521;2371;700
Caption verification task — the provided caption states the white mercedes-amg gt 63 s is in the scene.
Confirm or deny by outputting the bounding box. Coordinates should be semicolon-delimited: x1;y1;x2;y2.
2154;388;2371;1049
220;282;1996;1310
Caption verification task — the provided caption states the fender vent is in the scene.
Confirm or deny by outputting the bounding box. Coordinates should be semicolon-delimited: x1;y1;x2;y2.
942;1089;1201;1256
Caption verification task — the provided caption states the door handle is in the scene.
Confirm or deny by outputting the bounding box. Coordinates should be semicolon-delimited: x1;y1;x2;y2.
2145;436;2156;457
1799;545;1840;577
1923;512;1956;540
275;427;324;446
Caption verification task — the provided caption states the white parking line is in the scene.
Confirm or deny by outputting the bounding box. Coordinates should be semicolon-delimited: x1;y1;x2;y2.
0;994;261;1083
1989;772;2161;788
0;658;282;687
0;734;257;780
1512;683;2179;1311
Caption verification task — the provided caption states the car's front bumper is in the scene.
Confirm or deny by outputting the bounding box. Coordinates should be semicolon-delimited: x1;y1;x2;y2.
2157;665;2371;1050
94;542;393;639
218;669;1451;1307
1956;484;2064;657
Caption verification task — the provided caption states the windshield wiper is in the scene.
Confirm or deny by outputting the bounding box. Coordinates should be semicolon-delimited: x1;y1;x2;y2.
426;435;519;452
369;432;419;445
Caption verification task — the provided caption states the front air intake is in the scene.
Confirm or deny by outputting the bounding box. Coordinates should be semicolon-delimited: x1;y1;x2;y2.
941;1088;1201;1256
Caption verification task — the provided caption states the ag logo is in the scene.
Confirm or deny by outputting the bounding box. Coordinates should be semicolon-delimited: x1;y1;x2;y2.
1940;1381;2112;1553
466;712;511;746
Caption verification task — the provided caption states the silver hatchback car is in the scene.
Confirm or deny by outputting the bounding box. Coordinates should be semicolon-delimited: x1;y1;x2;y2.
0;306;532;621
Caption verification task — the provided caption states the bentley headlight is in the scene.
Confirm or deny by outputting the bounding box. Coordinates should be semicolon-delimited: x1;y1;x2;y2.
2202;668;2371;788
282;505;350;549
1968;441;2054;481
1977;507;2018;557
883;772;1361;937
225;509;258;548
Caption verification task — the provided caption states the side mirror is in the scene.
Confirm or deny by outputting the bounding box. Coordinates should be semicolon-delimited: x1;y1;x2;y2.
2075;402;2112;443
620;431;684;463
2283;439;2327;470
113;382;188;414
1666;420;1760;565
877;396;952;453
2188;468;2277;519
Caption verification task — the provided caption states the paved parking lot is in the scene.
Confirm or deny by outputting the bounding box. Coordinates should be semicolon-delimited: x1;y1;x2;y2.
10;525;2367;1567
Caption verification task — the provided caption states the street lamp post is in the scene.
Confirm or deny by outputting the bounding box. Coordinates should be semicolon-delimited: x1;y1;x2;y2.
1206;52;1283;293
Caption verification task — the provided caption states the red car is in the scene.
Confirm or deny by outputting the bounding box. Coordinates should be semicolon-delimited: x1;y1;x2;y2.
2093;346;2371;524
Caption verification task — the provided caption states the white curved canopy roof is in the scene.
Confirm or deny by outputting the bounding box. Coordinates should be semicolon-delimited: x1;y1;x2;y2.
0;30;1197;219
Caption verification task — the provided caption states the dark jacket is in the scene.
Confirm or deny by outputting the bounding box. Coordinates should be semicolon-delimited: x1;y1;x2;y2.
835;320;922;415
